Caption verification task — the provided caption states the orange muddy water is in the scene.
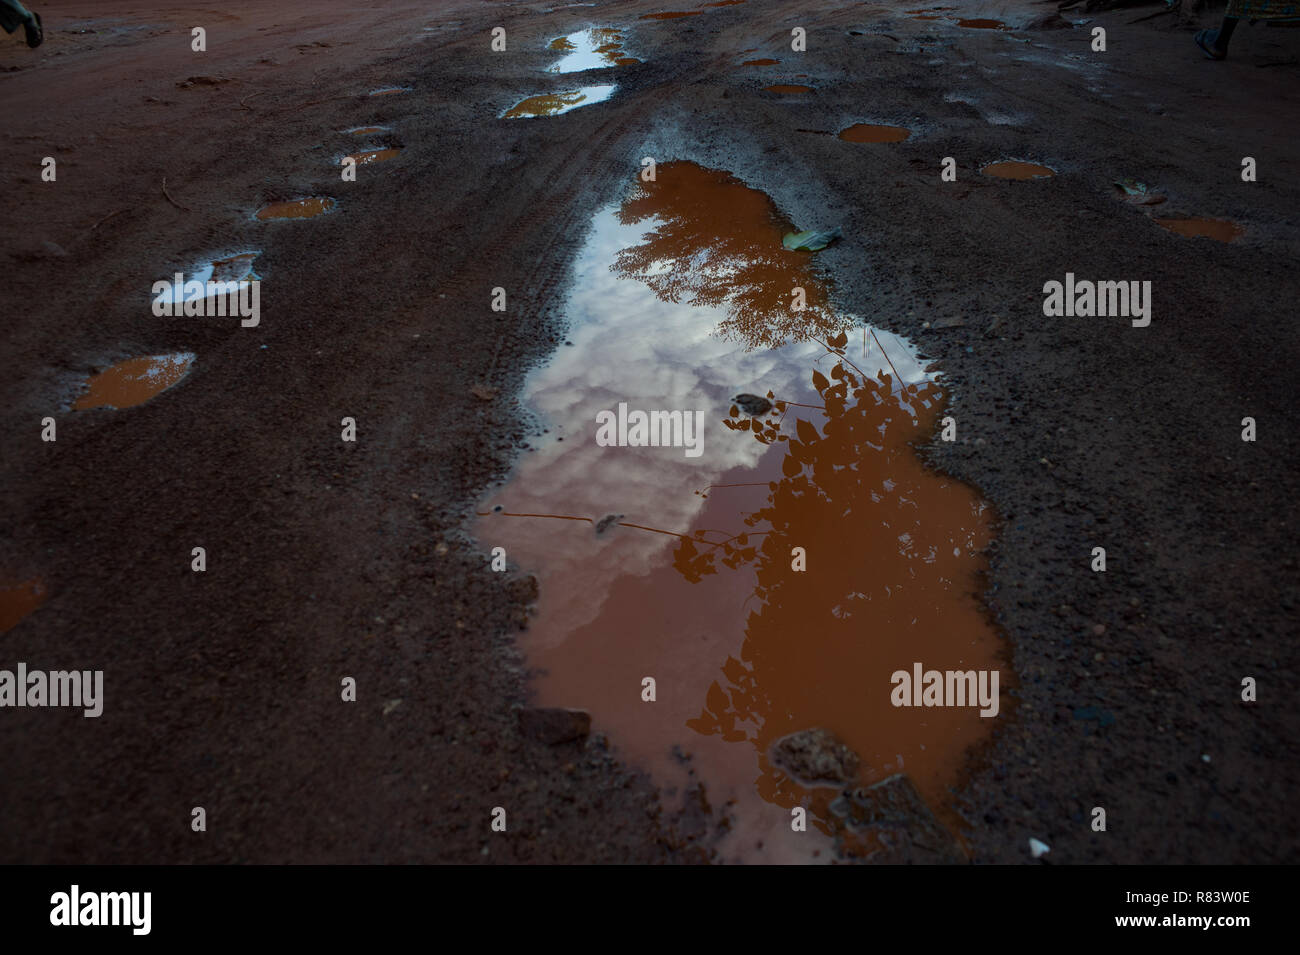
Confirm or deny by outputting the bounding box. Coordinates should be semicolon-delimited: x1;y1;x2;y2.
73;353;195;411
839;123;911;143
474;162;1003;862
342;148;402;165
256;197;337;220
982;160;1055;180
766;85;813;94
0;578;47;633
1154;217;1244;242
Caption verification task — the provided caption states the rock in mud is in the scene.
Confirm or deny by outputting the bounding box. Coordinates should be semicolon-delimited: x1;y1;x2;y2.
770;728;860;786
517;706;591;745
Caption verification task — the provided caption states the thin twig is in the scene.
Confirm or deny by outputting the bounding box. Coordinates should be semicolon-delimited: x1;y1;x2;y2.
162;177;190;212
237;90;266;110
72;208;126;246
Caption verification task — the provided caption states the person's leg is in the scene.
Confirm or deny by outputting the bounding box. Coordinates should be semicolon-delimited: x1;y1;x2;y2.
0;0;32;30
1196;15;1240;59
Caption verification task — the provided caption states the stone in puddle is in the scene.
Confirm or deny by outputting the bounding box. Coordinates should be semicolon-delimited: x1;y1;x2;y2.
770;727;860;786
517;706;591;744
841;773;966;863
733;393;772;416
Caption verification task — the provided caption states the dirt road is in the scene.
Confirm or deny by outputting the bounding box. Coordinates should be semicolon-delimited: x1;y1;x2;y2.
2;0;1297;863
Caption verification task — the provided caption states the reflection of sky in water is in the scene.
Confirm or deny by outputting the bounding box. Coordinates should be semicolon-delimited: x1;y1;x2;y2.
500;207;926;647
476;174;995;863
155;254;259;306
545;29;631;73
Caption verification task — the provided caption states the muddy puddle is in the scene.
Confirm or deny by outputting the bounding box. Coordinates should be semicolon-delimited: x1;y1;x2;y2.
1154;217;1244;243
766;85;812;94
982;160;1055;180
503;85;616;118
547;28;638;71
839;123;911;143
475;162;1002;862
0;578;46;633
73;353;195;411
342;148;402;166
743;58;779;66
255;197;336;220
957;18;1007;29
639;11;704;19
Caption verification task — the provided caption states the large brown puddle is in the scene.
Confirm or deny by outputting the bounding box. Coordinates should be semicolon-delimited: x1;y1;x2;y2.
474;162;1002;861
839;123;911;143
0;578;46;633
73;353;195;411
1154;217;1244;243
982;160;1055;180
255;197;336;220
502;85;616;118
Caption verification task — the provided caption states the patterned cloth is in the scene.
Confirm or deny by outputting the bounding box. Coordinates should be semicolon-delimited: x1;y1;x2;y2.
1227;0;1300;19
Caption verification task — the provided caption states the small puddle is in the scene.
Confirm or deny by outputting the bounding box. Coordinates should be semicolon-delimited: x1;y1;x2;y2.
368;86;411;96
957;18;1007;29
0;578;46;633
155;252;260;309
255;197;337;220
766;85;813;94
502;85;616;118
475;162;1002;861
342;147;402;166
73;353;195;411
639;11;704;19
839;123;911;143
547;28;639;71
1154;217;1244;242
743;58;779;66
981;160;1055;180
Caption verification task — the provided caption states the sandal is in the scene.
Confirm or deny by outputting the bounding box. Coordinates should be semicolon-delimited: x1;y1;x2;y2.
24;11;42;49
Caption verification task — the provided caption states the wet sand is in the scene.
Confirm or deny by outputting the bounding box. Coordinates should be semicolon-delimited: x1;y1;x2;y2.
1;0;1297;864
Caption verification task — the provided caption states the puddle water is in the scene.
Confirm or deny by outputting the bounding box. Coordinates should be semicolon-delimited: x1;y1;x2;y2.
344;125;389;135
839;123;911;143
981;160;1055;180
743;58;779;66
475;162;1001;862
639;11;704;19
503;85;616;118
547;28;639;71
155;252;260;308
766;85;813;94
0;578;46;633
1154;217;1244;242
368;86;411;96
255;197;336;220
73;353;195;411
342;148;402;166
957;18;1007;29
